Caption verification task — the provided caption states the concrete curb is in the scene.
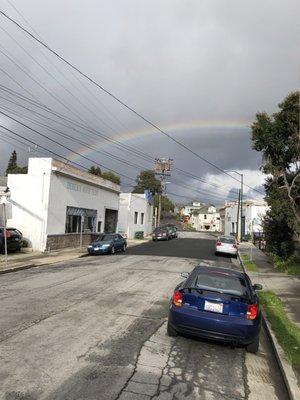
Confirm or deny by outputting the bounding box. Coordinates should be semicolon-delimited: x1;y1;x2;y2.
262;313;300;400
238;251;300;400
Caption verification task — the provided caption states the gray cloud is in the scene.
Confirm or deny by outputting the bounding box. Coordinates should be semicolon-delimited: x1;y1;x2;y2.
0;0;299;202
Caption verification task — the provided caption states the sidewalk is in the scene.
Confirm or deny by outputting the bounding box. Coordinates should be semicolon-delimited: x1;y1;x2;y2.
239;242;300;329
0;238;151;274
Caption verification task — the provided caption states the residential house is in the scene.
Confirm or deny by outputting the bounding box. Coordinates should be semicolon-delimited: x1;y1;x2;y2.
224;200;268;237
118;193;153;239
190;205;221;232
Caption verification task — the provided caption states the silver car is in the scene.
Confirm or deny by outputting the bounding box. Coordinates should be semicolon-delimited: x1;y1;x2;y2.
215;236;238;257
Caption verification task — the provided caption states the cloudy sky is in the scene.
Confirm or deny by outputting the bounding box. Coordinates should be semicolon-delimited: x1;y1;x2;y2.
0;0;299;204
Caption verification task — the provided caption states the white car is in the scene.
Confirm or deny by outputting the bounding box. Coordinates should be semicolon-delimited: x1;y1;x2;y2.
215;236;238;258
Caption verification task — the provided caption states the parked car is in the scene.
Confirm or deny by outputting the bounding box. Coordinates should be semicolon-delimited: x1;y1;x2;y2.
167;265;262;353
152;227;171;241
215;236;238;258
164;225;178;238
0;227;23;253
87;233;127;255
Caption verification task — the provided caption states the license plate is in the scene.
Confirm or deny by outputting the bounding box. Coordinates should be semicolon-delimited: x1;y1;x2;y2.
204;301;223;313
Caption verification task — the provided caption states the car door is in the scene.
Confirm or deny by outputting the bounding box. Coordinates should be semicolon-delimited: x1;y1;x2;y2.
114;234;123;250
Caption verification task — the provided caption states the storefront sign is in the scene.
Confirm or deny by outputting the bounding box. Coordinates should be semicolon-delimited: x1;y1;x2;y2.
66;181;99;196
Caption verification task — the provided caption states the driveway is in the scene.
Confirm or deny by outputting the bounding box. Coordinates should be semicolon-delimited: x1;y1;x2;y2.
0;232;288;399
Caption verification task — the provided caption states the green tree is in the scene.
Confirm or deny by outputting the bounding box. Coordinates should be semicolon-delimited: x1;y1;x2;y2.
88;165;120;185
133;170;161;194
5;150;27;175
88;166;102;176
101;171;120;185
251;91;300;256
154;194;175;213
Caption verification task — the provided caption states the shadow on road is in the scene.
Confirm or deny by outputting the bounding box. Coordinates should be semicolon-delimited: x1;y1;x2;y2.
126;238;233;261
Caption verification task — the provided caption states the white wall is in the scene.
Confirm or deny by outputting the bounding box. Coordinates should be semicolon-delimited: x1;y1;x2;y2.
118;193;153;239
47;173;119;235
224;202;267;236
7;158;52;251
7;158;120;251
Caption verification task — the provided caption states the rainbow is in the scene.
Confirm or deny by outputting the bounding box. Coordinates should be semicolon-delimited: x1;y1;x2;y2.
68;118;250;162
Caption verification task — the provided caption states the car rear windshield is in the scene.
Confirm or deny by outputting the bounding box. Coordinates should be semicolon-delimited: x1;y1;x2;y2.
191;271;248;297
154;228;165;232
101;234;114;241
220;237;235;244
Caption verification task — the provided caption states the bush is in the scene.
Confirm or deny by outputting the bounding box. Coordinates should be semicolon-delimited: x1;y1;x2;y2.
182;223;196;232
134;231;144;239
269;253;300;275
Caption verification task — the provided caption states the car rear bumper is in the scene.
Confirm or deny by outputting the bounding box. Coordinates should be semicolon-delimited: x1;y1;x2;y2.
153;237;168;240
215;248;237;256
169;305;260;345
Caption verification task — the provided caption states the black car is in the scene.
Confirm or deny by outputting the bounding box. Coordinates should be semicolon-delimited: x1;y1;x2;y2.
152;227;171;241
0;227;22;253
164;225;178;238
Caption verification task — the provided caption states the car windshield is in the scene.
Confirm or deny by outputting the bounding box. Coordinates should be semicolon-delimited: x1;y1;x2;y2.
220;237;235;244
101;234;114;241
154;228;165;233
190;271;248;297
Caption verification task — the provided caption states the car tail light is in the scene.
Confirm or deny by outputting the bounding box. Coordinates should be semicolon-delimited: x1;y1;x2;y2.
216;241;222;246
247;304;258;320
172;291;183;307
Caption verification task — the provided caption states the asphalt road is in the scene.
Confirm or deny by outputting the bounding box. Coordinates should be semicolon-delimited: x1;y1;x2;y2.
0;232;288;400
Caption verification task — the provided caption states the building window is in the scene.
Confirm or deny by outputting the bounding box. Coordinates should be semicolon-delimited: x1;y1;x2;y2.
204;214;207;220
141;213;144;224
65;215;82;233
97;221;102;232
217;217;220;220
134;212;138;224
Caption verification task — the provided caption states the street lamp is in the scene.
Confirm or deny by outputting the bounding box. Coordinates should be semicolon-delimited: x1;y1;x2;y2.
226;171;244;241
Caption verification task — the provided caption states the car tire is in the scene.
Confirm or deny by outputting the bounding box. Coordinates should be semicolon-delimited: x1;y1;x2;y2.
246;336;259;353
122;244;126;252
110;245;115;255
167;322;178;337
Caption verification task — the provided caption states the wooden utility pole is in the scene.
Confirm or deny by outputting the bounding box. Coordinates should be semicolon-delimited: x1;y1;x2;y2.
154;158;173;227
236;189;241;241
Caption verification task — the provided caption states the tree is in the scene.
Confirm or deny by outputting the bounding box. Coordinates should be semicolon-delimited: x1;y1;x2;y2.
5;150;27;175
88;166;102;176
101;171;120;185
133;170;161;194
154;195;175;213
88;165;120;185
251;92;300;256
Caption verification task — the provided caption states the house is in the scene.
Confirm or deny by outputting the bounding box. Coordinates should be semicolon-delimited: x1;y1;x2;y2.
118;192;153;239
7;158;120;251
190;205;221;232
224;200;268;237
181;201;204;217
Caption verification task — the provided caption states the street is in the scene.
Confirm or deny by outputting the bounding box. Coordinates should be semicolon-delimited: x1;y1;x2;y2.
0;232;288;400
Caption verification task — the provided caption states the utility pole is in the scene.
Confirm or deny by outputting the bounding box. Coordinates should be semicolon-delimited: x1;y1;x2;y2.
240;173;244;240
154;158;173;227
0;188;11;270
236;189;241;241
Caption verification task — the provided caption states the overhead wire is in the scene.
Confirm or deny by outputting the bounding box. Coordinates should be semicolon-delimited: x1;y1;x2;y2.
0;9;264;196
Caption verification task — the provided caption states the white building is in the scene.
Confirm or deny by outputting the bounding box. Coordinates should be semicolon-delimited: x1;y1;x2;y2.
224;200;268;237
181;201;203;217
118;193;153;239
190;205;221;232
7;158;120;251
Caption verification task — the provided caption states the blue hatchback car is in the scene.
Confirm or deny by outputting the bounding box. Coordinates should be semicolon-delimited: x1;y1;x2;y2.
167;265;262;353
87;233;127;255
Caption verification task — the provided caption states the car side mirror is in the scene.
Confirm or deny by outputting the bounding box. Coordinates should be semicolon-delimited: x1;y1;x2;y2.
253;284;263;291
181;272;189;279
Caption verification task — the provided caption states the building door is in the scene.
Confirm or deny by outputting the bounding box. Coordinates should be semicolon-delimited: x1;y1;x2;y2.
104;209;118;233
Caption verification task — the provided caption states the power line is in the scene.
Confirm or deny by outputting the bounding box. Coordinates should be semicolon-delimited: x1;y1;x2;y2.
0;9;264;196
0;110;137;182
